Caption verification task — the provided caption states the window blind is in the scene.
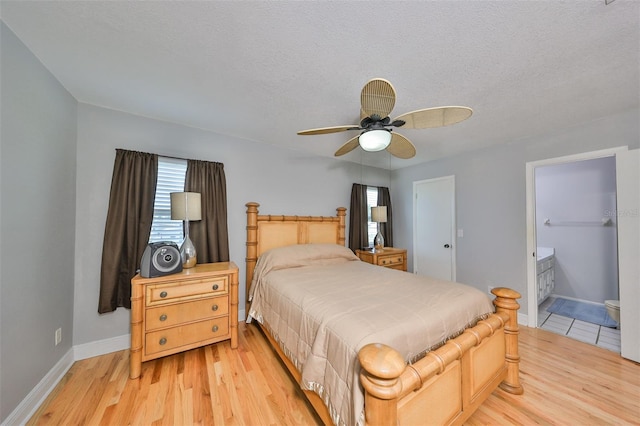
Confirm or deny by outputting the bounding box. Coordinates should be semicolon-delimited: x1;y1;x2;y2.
149;157;187;244
366;186;378;247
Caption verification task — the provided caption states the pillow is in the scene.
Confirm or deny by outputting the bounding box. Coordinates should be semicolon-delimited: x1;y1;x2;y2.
248;244;358;301
260;243;358;268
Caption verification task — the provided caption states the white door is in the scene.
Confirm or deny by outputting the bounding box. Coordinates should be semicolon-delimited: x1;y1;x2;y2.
414;176;456;281
616;149;640;363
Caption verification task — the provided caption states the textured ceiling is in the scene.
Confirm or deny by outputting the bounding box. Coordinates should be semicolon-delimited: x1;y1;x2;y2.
1;1;638;170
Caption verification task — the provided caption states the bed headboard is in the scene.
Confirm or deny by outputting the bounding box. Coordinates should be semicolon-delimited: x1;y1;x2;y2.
245;202;346;301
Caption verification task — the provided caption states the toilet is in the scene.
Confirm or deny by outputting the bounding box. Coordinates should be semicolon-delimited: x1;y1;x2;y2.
604;300;620;327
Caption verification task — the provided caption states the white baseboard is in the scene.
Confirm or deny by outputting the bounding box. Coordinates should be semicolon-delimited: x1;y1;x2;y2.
550;294;605;306
73;333;131;361
1;349;74;426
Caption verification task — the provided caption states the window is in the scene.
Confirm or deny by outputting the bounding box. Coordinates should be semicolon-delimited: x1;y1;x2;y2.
366;186;378;247
149;157;187;244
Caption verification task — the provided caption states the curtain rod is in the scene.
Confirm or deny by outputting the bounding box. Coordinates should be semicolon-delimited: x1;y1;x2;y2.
115;148;220;164
158;152;192;162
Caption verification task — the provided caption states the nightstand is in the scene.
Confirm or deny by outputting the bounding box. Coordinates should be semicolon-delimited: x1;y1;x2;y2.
356;247;407;271
129;261;238;379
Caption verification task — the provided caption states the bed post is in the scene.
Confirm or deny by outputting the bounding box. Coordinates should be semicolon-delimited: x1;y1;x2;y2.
491;287;524;395
358;343;405;426
246;202;259;304
336;206;346;246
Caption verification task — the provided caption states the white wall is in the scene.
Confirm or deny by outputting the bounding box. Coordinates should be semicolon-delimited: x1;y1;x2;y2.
73;103;389;346
392;109;640;315
0;22;77;422
535;157;618;302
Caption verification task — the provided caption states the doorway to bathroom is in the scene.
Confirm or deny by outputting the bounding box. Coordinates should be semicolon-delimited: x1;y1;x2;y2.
525;147;639;361
534;156;619;352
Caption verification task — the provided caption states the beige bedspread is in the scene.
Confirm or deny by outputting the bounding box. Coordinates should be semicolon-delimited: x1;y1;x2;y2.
247;244;494;426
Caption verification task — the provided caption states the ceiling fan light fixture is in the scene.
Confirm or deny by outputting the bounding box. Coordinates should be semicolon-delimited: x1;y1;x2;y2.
297;78;471;159
359;129;391;152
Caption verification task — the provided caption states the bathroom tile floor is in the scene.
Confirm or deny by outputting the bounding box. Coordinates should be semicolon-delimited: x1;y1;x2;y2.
538;297;621;353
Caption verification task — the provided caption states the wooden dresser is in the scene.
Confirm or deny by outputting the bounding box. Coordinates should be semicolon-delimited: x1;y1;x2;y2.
356;247;407;271
129;261;238;379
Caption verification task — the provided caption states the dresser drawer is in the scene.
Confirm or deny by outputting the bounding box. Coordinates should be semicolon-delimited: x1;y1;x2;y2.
146;276;228;306
145;317;229;356
145;295;229;331
377;254;404;267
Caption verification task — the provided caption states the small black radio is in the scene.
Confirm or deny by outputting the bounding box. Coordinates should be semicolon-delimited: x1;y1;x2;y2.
139;242;183;278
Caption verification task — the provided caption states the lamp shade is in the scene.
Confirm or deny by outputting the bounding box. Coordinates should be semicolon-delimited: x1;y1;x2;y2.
359;129;392;152
170;192;202;221
371;206;387;223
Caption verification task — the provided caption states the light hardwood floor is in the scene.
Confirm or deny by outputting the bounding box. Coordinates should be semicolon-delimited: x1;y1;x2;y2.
28;322;640;425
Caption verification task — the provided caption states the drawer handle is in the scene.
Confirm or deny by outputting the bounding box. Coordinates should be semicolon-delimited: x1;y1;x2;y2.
212;304;219;311
159;314;167;322
159;337;167;345
160;291;168;298
382;260;387;264
212;325;219;332
212;284;219;291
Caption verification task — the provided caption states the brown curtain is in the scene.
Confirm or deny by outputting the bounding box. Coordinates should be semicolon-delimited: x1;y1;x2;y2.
377;186;394;247
99;149;157;313
349;183;369;252
184;160;229;263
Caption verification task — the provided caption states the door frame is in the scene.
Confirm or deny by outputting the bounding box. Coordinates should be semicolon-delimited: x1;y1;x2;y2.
413;175;456;281
525;146;628;328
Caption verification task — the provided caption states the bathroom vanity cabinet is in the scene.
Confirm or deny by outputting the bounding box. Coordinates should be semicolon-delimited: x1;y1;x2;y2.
536;247;555;304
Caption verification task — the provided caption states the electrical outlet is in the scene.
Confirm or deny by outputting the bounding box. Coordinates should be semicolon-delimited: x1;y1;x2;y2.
55;328;62;346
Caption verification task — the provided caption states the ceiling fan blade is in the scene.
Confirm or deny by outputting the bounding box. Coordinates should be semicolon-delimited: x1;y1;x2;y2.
298;125;359;135
386;133;416;159
334;135;360;157
394;106;473;129
360;78;396;119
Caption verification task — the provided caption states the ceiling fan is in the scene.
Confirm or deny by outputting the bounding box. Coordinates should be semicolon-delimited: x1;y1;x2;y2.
297;78;473;159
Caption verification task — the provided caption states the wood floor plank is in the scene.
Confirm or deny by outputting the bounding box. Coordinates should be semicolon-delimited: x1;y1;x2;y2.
27;322;639;425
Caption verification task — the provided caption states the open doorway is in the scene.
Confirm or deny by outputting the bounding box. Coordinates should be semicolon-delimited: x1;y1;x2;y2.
533;157;620;351
525;147;627;349
526;147;640;362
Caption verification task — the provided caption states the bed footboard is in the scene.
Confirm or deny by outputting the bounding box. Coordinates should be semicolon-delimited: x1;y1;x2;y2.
359;287;522;426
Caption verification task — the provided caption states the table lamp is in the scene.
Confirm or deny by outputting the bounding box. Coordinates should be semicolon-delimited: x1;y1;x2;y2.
170;192;202;268
371;205;387;252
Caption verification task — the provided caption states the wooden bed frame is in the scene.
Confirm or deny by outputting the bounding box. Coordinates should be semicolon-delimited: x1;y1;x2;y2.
245;202;523;425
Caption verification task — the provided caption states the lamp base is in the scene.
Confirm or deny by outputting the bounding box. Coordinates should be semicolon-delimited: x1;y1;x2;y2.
180;233;197;268
374;231;385;252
